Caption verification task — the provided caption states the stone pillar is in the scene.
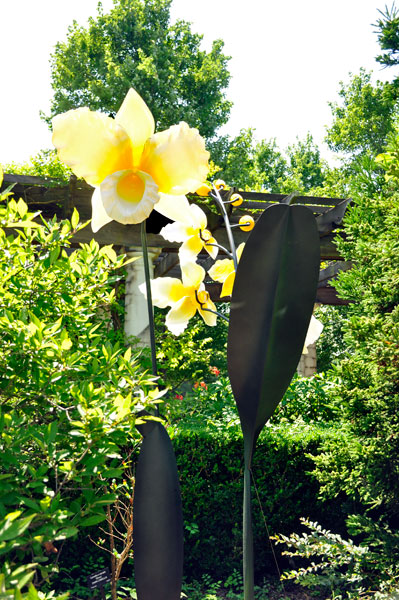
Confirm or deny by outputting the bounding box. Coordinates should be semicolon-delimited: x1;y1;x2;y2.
124;247;160;346
297;343;317;377
297;304;321;377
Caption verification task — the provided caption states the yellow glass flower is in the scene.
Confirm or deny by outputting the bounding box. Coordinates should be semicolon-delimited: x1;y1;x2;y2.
208;243;245;297
214;179;226;190
196;183;212;197
140;262;217;335
52;88;210;232
239;215;255;232
230;193;243;207
159;203;219;262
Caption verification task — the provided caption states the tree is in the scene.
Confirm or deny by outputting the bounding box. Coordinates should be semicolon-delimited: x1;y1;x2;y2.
325;68;399;158
375;3;399;68
284;133;326;191
210;129;327;194
46;0;231;140
210;129;288;192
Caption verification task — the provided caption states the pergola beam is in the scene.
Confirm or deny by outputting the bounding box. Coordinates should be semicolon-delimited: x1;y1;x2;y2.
1;174;352;304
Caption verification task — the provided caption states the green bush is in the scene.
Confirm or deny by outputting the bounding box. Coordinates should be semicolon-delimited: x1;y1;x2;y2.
2;149;72;183
154;306;229;391
172;423;346;582
275;182;399;597
274;517;399;599
0;186;158;597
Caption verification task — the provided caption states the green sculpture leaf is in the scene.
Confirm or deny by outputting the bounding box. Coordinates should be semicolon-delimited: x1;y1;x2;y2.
133;422;183;600
227;203;320;600
228;204;320;463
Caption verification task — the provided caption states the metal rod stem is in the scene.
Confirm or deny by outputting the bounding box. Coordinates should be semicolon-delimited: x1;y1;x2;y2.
211;189;238;271
140;220;158;378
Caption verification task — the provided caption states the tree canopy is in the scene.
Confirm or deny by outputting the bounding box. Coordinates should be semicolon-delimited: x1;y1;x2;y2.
375;3;399;68
46;0;232;140
325;69;399;158
210;129;326;193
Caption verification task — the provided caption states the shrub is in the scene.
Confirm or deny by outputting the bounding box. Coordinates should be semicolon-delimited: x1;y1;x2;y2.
172;423;347;582
0;184;157;597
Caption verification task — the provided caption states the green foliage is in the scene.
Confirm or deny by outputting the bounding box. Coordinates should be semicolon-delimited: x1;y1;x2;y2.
172;423;346;582
272;374;339;424
166;376;238;433
181;572;281;600
314;305;350;373
46;0;231;140
289;187;399;597
0;191;157;596
209;129;287;192
375;3;399;69
325;69;399;158
2;149;72;183
315;194;399;514
281;134;326;192
154;307;228;390
210;129;326;193
274;517;399;599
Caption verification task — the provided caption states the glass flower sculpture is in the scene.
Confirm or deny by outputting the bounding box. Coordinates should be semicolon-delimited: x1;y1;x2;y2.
52;88;209;232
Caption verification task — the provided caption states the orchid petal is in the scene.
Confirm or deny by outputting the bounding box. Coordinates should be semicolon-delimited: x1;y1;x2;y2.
208;259;235;283
203;236;218;260
181;262;205;289
140;277;186;309
237;242;245;262
115;88;155;167
166;296;197;335
99;169;159;225
188;203;207;230
140;122;209;195
91;187;113;233
154;193;193;225
160;221;192;244
52;108;133;187
198;297;217;327
220;271;236;297
179;236;204;262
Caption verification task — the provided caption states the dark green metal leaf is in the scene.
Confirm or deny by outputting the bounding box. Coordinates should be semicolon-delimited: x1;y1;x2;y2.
133;422;183;600
227;204;320;465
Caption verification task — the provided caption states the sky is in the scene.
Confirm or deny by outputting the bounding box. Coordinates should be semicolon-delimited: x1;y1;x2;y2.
0;0;395;165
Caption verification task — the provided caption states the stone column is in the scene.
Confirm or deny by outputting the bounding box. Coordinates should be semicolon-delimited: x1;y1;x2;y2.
297;304;321;377
297;343;317;377
124;247;160;346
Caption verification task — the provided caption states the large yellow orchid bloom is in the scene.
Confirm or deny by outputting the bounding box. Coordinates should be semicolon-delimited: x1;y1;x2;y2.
52;88;210;232
140;262;217;335
159;203;219;262
208;243;245;297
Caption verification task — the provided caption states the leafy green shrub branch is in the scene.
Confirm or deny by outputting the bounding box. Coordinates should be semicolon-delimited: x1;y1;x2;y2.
0;182;159;598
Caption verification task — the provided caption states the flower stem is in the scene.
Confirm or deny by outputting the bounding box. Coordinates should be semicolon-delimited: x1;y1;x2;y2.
211;188;238;271
200;307;229;322
140;220;157;378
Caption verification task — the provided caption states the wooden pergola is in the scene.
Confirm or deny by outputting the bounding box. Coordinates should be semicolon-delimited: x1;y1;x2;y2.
1;173;351;305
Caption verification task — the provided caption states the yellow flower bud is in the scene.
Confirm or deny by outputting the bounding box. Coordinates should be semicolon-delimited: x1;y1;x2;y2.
214;179;226;190
239;215;255;232
197;289;210;305
196;183;212;196
230;193;243;207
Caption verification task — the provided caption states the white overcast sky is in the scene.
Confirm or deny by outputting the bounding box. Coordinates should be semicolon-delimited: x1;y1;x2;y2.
0;0;396;165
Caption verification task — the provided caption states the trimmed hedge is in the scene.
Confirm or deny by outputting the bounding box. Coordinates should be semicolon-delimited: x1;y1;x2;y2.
172;422;347;581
